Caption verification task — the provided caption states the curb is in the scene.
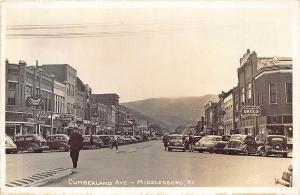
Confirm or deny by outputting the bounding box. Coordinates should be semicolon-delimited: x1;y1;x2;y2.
6;168;73;187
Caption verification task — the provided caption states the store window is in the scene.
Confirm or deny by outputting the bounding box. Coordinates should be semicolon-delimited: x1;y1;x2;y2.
269;83;277;104
7;82;17;105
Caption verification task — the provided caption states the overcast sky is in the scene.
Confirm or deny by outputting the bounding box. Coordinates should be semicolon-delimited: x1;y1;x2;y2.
5;6;293;102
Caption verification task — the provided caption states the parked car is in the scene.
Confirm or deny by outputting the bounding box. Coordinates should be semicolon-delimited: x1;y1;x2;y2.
224;134;258;155
193;136;202;144
46;134;70;152
5;134;17;154
130;136;138;143
91;135;105;148
82;135;96;150
134;135;142;142
213;135;231;154
15;134;49;153
97;135;111;147
257;135;288;158
193;135;222;153
123;135;133;144
167;134;185;152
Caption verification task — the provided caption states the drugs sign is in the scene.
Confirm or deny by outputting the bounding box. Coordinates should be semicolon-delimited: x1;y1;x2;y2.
241;106;261;116
26;97;44;106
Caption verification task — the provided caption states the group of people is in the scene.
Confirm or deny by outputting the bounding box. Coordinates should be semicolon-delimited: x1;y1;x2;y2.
162;133;195;152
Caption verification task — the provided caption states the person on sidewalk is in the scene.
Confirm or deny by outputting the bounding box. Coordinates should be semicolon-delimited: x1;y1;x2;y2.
68;128;83;168
188;133;194;152
110;136;118;150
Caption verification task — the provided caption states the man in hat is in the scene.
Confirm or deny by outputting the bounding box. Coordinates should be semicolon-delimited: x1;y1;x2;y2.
68;128;84;168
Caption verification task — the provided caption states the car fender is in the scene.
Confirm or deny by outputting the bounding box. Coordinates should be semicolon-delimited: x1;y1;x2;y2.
28;143;39;149
257;146;264;153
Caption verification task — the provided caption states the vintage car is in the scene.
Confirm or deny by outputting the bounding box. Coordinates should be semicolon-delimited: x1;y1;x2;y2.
97;135;111;147
15;134;49;153
257;135;288;158
213;135;231;154
82;135;102;150
5;134;18;154
224;134;258;155
193;135;222;153
46;134;70;152
167;134;185;152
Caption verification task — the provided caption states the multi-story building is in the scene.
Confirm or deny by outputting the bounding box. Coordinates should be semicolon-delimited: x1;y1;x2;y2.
203;101;219;135
237;49;292;137
5;60;59;137
232;86;240;134
41;64;77;116
91;93;120;133
222;89;234;135
254;57;292;138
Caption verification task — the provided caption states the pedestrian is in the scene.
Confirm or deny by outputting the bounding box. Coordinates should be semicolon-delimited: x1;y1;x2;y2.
162;134;169;151
110;136;118;150
68;128;83;168
188;134;194;152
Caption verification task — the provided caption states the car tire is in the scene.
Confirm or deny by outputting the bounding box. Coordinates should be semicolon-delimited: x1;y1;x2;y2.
244;148;249;156
283;153;288;158
209;148;213;154
199;150;203;153
167;148;172;152
27;145;34;153
59;145;66;152
259;149;267;157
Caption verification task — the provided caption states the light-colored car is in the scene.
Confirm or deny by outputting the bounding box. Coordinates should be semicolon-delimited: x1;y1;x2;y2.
5;134;17;154
193;135;222;153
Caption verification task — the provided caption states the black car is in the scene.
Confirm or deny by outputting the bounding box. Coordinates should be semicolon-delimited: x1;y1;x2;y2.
167;134;185;152
97;135;111;147
213;135;231;154
257;135;288;158
15;134;49;153
46;134;70;152
224;134;258;155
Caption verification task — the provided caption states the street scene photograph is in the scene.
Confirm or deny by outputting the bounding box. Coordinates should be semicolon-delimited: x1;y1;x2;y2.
2;2;297;191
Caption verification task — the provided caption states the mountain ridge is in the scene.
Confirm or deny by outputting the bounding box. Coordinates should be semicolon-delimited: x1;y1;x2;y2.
122;94;219;130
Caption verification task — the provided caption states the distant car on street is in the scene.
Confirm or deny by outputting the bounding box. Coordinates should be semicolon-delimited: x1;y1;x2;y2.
213;135;231;154
5;134;17;154
46;134;70;152
15;134;49;153
224;134;258;155
193;135;222;153
167;134;185;152
257;135;288;158
97;135;111;147
82;135;97;150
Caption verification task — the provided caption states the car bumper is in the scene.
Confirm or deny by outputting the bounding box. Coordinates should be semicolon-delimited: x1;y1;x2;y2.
37;146;49;151
193;146;208;151
168;146;184;150
6;147;17;153
224;147;243;153
269;150;288;154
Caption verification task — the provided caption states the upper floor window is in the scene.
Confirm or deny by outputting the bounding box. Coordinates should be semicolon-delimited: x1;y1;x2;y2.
286;83;292;104
247;82;251;100
269;83;277;104
241;87;245;103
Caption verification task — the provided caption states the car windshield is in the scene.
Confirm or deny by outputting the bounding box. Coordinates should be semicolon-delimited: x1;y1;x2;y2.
230;135;245;141
6;136;13;143
169;135;182;140
35;136;45;141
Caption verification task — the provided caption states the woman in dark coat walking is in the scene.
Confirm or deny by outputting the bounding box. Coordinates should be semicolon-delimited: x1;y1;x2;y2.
68;129;83;168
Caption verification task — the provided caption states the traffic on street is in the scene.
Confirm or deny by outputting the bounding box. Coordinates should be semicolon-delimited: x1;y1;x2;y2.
6;136;292;187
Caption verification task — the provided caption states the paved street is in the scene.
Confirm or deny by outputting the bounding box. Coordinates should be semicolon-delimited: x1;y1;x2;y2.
6;140;291;187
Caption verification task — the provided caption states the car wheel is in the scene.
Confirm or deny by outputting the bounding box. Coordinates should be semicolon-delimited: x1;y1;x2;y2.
27;145;34;153
283;153;288;158
199;150;203;153
259;149;266;157
91;145;96;150
59;145;66;152
209;148;213;154
244;148;249;156
168;148;172;152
